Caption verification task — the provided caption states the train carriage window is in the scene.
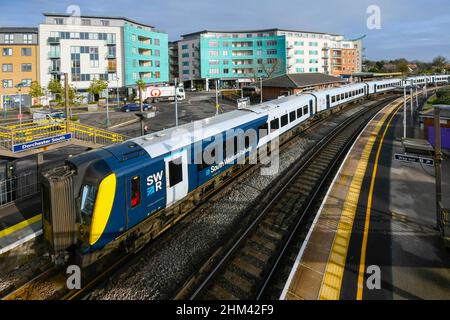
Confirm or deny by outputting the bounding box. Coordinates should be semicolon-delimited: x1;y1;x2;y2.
303;105;308;115
332;96;336;103
168;158;183;187
258;123;268;138
337;95;341;101
341;93;344;100
130;176;141;208
270;118;279;131
281;114;288;127
297;107;303;118
289;111;296;122
345;92;349;99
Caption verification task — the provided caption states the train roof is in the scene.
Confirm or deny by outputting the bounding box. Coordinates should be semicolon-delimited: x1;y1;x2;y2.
126;108;263;158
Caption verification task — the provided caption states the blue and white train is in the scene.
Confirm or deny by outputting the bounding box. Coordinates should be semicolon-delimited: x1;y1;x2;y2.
40;74;449;265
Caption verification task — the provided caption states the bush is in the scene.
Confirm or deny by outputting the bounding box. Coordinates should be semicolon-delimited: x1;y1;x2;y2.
435;89;450;105
70;116;80;121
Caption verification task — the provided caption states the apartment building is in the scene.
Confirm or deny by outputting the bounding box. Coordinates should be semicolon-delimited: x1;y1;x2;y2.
177;29;362;88
169;41;179;82
39;13;168;100
0;28;39;108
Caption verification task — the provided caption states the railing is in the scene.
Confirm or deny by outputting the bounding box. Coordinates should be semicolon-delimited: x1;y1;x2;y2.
0;171;39;208
0;119;128;152
69;122;127;145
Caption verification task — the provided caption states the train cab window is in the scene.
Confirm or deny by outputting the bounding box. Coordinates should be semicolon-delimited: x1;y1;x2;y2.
130;176;141;208
289;111;296;122
270;118;279;132
258;123;268;138
81;185;97;216
168;159;183;187
281;114;288;127
297;107;303;118
303;105;308;115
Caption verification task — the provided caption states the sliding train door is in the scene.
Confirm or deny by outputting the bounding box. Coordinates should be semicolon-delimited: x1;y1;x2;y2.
164;149;189;207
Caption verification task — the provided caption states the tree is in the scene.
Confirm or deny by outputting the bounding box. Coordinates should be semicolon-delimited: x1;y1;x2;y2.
87;79;109;102
398;61;409;74
48;78;64;102
432;56;448;73
29;81;45;105
254;59;282;79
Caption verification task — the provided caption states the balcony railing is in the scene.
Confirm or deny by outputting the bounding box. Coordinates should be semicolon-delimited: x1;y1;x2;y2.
48;51;60;59
106;38;116;45
106;53;116;59
47;37;60;44
48;66;61;73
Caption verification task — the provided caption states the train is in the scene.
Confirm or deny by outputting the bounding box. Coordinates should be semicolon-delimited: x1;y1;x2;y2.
40;74;449;266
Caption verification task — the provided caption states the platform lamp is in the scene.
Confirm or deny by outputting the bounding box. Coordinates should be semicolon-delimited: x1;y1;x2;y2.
431;104;450;233
14;81;26;124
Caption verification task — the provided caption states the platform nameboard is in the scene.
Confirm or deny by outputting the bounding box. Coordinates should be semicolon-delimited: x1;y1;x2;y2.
394;154;434;166
12;133;72;153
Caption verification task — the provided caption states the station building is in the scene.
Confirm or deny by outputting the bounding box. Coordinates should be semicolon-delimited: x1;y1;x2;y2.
39;13;168;101
0;28;39;109
176;29;362;89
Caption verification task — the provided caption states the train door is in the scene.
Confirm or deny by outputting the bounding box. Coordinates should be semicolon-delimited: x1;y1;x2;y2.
326;95;330;109
165;149;189;207
309;100;314;115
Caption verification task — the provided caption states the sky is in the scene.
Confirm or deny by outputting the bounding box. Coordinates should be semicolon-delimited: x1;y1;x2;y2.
0;0;449;62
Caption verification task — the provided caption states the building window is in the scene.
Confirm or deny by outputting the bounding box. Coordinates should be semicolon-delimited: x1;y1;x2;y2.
295;41;304;46
181;44;188;50
267;49;277;55
133;59;137;67
309;42;318;46
182;61;189;66
23;34;33;44
182;53;189;58
309;50;318;55
81;19;91;26
256;49;262;56
2;80;13;88
182;70;189;75
2;64;13;72
296;67;304;73
267;58;277;64
257;58;263;64
309;67;318;72
2;48;12;56
223;68;229;74
155;49;160;57
267;40;277;46
21;79;32;87
309;59;318;63
155;38;160;45
295;50;304;55
223;41;229;47
208;68;220;75
4;34;14;44
223;50;229;56
223;60;229;65
21;48;32;56
209;41;219;47
54;18;64;25
89;47;99;68
256;41;262;46
209;50;219;56
296;59;304;63
209;59;219;65
21;63;32;72
101;20;110;26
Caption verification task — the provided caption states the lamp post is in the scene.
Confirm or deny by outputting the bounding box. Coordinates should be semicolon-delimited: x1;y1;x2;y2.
215;79;219;116
55;72;70;133
260;77;263;104
14;82;25;124
432;104;450;232
116;76;120;109
105;85;110;127
174;78;178;127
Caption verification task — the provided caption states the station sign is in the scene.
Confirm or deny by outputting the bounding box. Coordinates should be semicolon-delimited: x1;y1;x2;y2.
394;154;434;166
12;133;72;153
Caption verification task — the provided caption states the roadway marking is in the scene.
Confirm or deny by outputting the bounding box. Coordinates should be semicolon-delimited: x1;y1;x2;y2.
0;214;42;238
318;101;402;300
356;106;400;300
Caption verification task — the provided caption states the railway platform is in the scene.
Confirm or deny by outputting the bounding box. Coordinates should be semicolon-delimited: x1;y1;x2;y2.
281;99;450;300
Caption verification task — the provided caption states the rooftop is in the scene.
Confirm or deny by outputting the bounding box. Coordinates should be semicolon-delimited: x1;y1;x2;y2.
0;27;38;34
181;28;341;38
42;13;154;29
261;73;345;89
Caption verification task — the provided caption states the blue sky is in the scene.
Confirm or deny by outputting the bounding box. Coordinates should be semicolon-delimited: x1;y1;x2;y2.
1;0;449;61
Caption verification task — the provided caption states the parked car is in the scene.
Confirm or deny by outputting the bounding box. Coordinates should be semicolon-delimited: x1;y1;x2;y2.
120;103;152;112
32;110;66;122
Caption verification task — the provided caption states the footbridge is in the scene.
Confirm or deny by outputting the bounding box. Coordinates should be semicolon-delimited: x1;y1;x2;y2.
0;119;128;158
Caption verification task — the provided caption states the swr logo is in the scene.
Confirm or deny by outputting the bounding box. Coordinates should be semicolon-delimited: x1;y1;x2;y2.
147;171;163;196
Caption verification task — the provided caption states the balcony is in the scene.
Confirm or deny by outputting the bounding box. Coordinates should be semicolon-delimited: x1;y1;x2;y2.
106;38;116;45
48;66;61;73
106;53;116;59
48;51;60;59
47;37;60;44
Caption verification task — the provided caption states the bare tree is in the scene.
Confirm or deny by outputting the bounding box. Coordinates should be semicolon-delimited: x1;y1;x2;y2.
253;58;281;79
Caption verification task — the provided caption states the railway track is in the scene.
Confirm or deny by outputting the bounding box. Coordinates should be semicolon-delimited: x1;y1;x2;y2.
176;95;402;300
1;94;398;301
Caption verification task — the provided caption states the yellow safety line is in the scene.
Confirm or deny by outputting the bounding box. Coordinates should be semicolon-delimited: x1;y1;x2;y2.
318;102;401;300
0;214;42;238
356;107;400;300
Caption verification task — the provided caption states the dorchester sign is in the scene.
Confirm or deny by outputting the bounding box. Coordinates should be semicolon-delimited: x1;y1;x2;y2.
12;133;72;153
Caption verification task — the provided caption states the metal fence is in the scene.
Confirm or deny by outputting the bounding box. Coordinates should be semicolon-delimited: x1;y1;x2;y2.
0;171;39;208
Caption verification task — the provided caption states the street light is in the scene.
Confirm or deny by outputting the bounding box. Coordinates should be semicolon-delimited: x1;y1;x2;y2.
55;72;70;133
215;79;219;116
260;77;263;104
431;104;450;232
174;78;178;127
116;76;120;109
105;83;110;127
14;82;26;124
